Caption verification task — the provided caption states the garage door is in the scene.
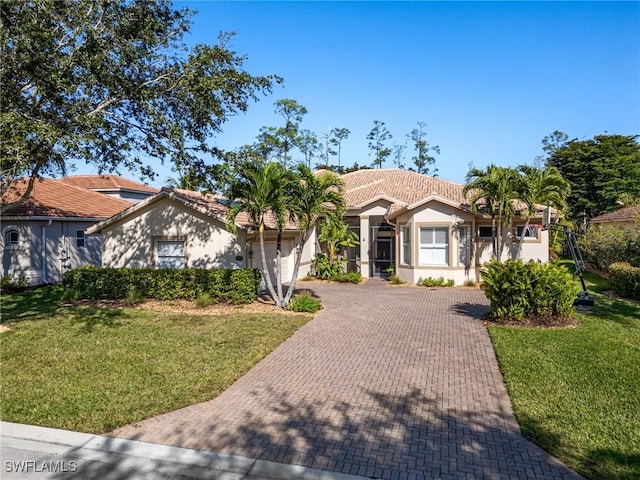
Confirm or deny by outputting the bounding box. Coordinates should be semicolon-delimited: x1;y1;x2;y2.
252;240;293;288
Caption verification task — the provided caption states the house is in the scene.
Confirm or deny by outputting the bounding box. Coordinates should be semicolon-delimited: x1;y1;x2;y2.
89;168;549;287
338;169;549;284
590;204;640;227
1;176;157;285
86;187;316;288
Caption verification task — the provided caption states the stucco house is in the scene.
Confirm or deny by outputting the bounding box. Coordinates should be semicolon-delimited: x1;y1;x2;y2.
89;168;549;287
1;175;157;285
339;169;549;284
86;187;316;289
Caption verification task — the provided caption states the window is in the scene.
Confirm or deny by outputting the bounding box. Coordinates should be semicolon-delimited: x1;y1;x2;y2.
515;225;539;240
155;240;185;269
4;228;19;246
478;226;493;239
419;227;449;266
458;225;470;266
76;230;85;248
401;225;411;265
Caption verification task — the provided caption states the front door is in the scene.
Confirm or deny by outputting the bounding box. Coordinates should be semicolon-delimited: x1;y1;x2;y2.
373;237;392;277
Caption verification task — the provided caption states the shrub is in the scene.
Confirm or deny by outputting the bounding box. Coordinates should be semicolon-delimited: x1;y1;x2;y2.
609;262;640;300
463;278;477;287
331;271;362;284
63;266;261;305
481;259;575;320
195;292;215;309
314;253;345;280
0;274;28;294
579;225;640;269
123;287;144;307
417;277;455;287
287;293;322;313
389;275;406;285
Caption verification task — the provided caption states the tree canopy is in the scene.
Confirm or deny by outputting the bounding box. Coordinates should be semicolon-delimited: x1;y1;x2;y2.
0;0;281;213
543;133;640;222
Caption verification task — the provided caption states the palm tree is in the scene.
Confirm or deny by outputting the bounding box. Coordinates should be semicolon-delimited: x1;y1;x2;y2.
283;164;345;306
514;164;569;258
226;161;291;306
464;165;521;258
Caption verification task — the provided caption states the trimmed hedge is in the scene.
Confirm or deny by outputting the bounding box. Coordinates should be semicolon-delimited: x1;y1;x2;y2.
609;262;640;301
63;266;261;305
481;259;575;320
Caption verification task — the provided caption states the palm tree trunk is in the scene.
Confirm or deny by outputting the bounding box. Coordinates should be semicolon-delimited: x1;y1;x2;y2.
258;226;279;306
515;217;530;259
275;230;284;306
283;231;309;306
491;215;498;258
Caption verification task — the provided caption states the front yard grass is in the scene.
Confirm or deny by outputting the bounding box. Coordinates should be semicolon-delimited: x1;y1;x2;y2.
488;263;640;480
1;285;310;434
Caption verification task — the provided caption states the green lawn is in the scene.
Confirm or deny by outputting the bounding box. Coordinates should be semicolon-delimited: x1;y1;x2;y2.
488;263;640;480
0;285;310;433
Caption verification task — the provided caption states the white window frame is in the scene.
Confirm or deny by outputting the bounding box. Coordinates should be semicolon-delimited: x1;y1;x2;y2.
419;226;449;266
400;225;411;265
154;238;186;269
3;226;20;249
515;225;540;241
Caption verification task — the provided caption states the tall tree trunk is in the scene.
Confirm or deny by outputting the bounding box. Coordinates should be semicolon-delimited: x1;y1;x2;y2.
283;230;309;306
275;230;283;306
514;217;530;259
491;215;498;258
258;225;279;306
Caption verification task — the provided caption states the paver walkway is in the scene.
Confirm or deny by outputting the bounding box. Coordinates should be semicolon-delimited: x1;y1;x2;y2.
111;280;583;480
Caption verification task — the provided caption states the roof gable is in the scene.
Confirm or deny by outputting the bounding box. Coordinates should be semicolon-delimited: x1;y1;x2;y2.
58;175;158;194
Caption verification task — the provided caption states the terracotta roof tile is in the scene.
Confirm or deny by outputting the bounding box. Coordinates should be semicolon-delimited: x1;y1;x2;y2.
591;205;640;223
341;169;469;214
1;178;132;218
58;175;158;193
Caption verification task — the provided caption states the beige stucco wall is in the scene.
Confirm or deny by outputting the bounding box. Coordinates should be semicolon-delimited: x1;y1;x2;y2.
101;197;245;269
394;201;476;285
474;222;549;265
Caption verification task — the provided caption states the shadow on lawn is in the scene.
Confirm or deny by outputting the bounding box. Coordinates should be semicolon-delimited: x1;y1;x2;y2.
0;284;67;323
51;387;583;480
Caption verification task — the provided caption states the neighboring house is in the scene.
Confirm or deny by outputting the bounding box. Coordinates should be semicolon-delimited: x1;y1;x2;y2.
590;204;640;228
1;176;157;285
90;168;549;287
58;174;159;203
339;169;549;284
86;188;316;289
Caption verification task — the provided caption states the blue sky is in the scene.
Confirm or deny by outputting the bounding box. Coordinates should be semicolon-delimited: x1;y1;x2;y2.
81;1;640;185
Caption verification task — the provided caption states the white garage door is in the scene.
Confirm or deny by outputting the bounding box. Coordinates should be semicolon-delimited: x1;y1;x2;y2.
252;240;294;288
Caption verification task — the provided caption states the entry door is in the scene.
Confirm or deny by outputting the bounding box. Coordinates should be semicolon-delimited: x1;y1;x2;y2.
373;238;392;277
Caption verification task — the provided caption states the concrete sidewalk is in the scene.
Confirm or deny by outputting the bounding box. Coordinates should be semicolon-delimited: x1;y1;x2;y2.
0;422;375;480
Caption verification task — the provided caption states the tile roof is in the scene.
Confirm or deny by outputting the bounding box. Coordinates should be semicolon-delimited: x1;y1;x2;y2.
591;205;640;224
341;168;470;216
58;175;158;193
1;178;132;218
87;187;300;234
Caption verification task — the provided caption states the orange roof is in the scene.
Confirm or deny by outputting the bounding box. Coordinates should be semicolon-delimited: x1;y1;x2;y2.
2;178;132;219
341;168;470;215
87;187;299;234
58;175;158;193
591;205;640;224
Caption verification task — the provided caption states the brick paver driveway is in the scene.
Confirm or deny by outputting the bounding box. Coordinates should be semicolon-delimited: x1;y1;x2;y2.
111;280;582;480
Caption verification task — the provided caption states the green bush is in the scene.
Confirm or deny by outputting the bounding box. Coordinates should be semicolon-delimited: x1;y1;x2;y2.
314;253;345;280
481;259;575;320
331;271;362;284
389;275;406;285
609;262;640;300
417;276;455;287
63;266;261;305
0;274;27;294
579;225;640;269
287;293;322;313
195;292;215;309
